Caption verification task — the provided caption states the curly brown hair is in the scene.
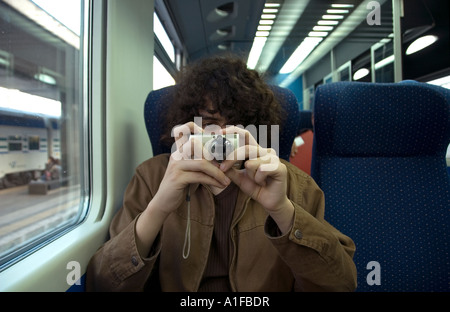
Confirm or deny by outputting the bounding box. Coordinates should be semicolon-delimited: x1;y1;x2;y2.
161;55;284;147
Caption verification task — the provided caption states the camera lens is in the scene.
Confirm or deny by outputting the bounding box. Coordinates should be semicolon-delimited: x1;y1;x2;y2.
210;135;233;163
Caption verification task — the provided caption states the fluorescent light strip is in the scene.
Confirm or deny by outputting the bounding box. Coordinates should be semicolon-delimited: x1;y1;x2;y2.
247;2;284;69
254;0;311;72
260;20;275;25
308;31;328;37
263;8;279;13
331;4;354;8
279;37;323;74
247;37;267;69
322;14;344;19
327;9;349;14
279;0;386;87
256;31;270;37
318;20;339;25
314;25;334;31
258;25;272;31
374;55;394;69
265;3;281;7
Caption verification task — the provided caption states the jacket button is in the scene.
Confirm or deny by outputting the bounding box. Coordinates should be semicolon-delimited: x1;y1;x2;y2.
131;256;139;266
294;229;302;239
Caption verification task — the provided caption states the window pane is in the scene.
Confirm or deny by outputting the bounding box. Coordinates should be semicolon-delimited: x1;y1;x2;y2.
0;0;87;267
153;56;175;90
154;12;175;63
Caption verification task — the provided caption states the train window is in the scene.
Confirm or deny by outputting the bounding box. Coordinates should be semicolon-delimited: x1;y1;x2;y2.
8;136;23;152
337;61;351;82
371;37;395;83
0;0;87;269
154;12;175;63
28;136;40;151
153;55;175;90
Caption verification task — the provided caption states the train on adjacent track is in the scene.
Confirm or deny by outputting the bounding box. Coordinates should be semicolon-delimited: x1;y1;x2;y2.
0;107;61;188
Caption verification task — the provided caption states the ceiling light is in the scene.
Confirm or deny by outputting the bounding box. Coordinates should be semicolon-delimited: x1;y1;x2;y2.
261;14;276;19
218;44;229;50
322;14;344;19
215;2;234;17
256;31;270;37
327;9;349;14
374;55;394;70
265;3;281;7
0;56;10;67
215;8;229;17
353;68;370;80
260;20;274;25
247;37;267;69
313;26;334;31
331;4;354;8
258;25;272;31
34;73;57;85
405;35;438;55
318;20;339;25
308;31;328;37
263;8;279;13
279;37;323;74
216;28;230;36
427;75;450;89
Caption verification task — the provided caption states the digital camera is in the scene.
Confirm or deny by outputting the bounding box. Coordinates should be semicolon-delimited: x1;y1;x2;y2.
189;134;239;162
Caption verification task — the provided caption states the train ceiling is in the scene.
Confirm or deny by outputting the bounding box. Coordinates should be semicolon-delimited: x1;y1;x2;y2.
163;0;449;83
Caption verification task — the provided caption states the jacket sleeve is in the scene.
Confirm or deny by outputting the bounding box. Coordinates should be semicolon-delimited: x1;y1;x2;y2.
265;163;358;292
85;160;164;292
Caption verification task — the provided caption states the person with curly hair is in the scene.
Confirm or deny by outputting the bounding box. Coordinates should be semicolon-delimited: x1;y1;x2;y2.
86;55;357;292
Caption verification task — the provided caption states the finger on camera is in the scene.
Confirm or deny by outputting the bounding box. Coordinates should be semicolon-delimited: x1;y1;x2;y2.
245;159;270;185
219;145;258;172
173;122;203;150
173;135;203;160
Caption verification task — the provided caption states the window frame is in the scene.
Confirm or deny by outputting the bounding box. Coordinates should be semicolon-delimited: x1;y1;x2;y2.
0;0;108;291
154;0;184;76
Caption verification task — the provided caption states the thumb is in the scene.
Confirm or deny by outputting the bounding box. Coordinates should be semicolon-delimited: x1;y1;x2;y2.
224;167;242;186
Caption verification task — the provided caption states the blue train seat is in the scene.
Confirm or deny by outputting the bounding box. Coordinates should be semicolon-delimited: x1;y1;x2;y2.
144;85;299;161
311;81;450;292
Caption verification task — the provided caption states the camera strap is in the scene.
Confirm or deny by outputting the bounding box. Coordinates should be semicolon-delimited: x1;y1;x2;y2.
182;187;191;259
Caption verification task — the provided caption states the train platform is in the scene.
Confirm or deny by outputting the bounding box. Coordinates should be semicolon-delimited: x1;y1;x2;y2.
0;183;82;257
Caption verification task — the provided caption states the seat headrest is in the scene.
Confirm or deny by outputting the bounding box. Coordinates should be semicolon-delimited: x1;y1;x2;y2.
314;81;450;157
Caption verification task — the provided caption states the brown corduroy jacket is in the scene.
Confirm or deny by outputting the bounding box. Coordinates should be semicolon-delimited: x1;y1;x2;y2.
86;154;357;292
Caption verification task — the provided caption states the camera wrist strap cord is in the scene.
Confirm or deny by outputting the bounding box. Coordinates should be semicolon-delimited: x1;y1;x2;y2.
182;186;191;259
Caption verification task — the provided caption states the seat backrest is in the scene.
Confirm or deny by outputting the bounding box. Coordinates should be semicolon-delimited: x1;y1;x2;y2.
144;85;299;162
144;86;174;156
297;110;313;134
311;81;450;292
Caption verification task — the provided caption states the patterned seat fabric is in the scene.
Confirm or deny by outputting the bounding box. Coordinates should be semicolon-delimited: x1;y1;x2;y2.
311;81;450;291
144;85;299;162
